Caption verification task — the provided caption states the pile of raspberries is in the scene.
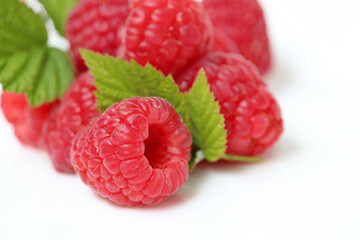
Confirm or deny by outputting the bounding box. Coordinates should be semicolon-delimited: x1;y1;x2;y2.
1;0;283;207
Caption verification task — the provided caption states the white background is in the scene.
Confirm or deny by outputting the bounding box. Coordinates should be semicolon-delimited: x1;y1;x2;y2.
1;0;360;239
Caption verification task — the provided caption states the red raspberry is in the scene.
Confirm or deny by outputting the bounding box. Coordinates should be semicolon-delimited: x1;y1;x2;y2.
1;92;56;148
176;52;283;156
71;97;192;206
204;0;272;74
212;29;239;54
66;0;130;72
41;72;98;173
1;92;27;125
119;0;213;77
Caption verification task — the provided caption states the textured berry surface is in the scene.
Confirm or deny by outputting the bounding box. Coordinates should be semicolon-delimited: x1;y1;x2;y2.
1;92;56;148
66;0;130;72
176;52;283;156
71;97;192;206
204;0;271;74
212;29;239;54
119;0;213;77
41;72;98;173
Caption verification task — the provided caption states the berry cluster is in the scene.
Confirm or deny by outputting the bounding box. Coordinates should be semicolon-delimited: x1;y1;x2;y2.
1;0;283;207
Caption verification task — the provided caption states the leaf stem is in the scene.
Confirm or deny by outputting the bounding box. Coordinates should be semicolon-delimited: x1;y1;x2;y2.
221;154;265;163
188;149;205;172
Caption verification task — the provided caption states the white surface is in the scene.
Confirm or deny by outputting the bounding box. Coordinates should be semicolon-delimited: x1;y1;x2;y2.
1;0;360;239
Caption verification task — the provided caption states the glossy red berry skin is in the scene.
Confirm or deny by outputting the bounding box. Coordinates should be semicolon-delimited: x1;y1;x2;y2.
71;97;192;206
119;0;213;77
66;0;130;72
1;92;56;148
176;52;283;156
204;0;271;74
41;72;98;173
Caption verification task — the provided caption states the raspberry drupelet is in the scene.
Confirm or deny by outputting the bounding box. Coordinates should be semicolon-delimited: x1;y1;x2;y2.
119;0;214;77
41;72;98;173
71;97;192;206
176;52;283;156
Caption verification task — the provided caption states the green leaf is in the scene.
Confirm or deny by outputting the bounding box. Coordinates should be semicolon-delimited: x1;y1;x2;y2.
39;0;78;36
0;47;75;106
0;0;47;56
81;49;190;126
185;70;227;162
0;0;75;106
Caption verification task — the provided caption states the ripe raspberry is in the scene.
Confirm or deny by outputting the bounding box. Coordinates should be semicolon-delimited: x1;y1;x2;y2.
119;0;213;77
66;0;130;72
176;52;283;156
1;92;27;125
41;72;98;173
212;29;239;54
71;97;192;206
204;0;272;74
1;92;56;148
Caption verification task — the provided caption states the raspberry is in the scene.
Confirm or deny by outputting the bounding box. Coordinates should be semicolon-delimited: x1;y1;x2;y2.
212;29;239;54
204;0;271;74
1;92;27;125
176;52;283;156
41;72;98;173
71;97;192;206
119;0;213;77
66;0;130;72
1;92;56;148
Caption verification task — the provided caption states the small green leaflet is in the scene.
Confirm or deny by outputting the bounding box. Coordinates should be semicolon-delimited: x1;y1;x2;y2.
39;0;78;36
185;70;227;162
81;49;190;127
0;0;75;106
0;0;47;55
0;47;74;106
